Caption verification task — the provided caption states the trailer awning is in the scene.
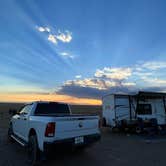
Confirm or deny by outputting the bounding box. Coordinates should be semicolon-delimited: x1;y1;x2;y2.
133;91;166;99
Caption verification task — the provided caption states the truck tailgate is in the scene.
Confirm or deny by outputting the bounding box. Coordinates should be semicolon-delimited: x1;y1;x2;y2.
54;115;100;140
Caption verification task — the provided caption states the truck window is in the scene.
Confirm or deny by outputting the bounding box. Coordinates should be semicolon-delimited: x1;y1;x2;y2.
19;104;33;115
35;103;70;115
137;104;152;115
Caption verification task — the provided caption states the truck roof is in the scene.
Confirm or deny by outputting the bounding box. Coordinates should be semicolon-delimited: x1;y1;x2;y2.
25;101;68;105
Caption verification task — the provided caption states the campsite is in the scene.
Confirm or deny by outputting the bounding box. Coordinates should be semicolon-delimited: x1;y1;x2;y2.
102;91;166;134
1;103;166;166
1;0;166;165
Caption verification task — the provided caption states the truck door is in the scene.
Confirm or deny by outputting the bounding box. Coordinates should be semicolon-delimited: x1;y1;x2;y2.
19;104;33;141
12;114;21;137
12;106;28;139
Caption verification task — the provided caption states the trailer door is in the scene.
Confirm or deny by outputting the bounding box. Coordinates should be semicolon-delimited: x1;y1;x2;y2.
115;95;130;121
154;99;166;125
102;95;116;127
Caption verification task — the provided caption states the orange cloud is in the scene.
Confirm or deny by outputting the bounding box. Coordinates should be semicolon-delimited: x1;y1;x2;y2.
0;93;101;105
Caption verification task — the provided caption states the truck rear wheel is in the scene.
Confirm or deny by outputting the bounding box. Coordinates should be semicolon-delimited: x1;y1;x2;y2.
28;135;39;166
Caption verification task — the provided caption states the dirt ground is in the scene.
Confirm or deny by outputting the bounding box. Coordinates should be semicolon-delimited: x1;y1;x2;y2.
1;127;166;166
1;103;166;166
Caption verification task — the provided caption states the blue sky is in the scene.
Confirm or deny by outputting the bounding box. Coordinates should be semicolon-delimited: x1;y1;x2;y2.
1;0;166;103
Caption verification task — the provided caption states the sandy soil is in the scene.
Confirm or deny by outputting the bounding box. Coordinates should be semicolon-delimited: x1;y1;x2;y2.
1;128;166;166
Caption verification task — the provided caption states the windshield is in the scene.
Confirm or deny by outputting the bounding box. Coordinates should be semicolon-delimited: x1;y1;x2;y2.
35;103;70;115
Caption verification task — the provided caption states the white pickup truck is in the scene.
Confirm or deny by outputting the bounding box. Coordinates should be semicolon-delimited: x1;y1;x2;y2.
8;101;101;165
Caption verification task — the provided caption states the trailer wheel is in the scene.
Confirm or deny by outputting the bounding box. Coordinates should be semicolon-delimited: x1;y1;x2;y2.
102;118;106;127
135;126;142;134
111;127;119;133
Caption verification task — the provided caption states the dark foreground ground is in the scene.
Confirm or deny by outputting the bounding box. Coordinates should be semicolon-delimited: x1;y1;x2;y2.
1;127;166;166
1;103;166;166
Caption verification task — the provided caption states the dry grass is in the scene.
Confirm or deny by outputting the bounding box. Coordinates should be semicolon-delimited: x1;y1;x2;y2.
70;105;102;116
0;103;24;128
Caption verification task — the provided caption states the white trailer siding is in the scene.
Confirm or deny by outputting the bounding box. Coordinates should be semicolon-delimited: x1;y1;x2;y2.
102;95;115;126
102;93;166;127
137;98;166;125
154;99;166;125
103;94;134;127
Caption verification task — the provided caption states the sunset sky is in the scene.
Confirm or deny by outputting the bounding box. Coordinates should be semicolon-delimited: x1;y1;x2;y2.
1;0;166;105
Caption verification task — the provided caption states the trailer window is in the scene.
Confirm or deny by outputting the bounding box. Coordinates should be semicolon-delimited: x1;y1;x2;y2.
137;104;152;115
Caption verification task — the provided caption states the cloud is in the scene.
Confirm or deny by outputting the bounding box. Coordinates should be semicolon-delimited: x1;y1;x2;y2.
141;61;166;70
121;82;136;86
59;52;74;59
45;27;50;33
75;75;82;79
37;26;50;33
133;71;153;77
57;84;107;99
141;77;166;86
57;75;136;99
133;61;166;84
36;25;72;44
95;67;132;80
64;78;117;90
56;31;72;43
56;61;166;99
48;34;57;44
57;81;135;99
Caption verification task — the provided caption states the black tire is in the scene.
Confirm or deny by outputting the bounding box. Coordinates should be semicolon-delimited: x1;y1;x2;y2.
27;135;39;166
8;123;14;142
135;126;142;134
111;127;119;133
102;118;106;127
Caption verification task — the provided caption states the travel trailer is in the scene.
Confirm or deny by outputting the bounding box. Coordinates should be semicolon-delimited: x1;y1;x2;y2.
102;91;166;132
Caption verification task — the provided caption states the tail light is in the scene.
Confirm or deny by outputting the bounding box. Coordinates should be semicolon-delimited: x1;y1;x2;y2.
45;122;55;137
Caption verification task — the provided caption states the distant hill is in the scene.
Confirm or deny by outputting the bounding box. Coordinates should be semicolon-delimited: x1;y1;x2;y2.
0;102;102;128
0;102;102;115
